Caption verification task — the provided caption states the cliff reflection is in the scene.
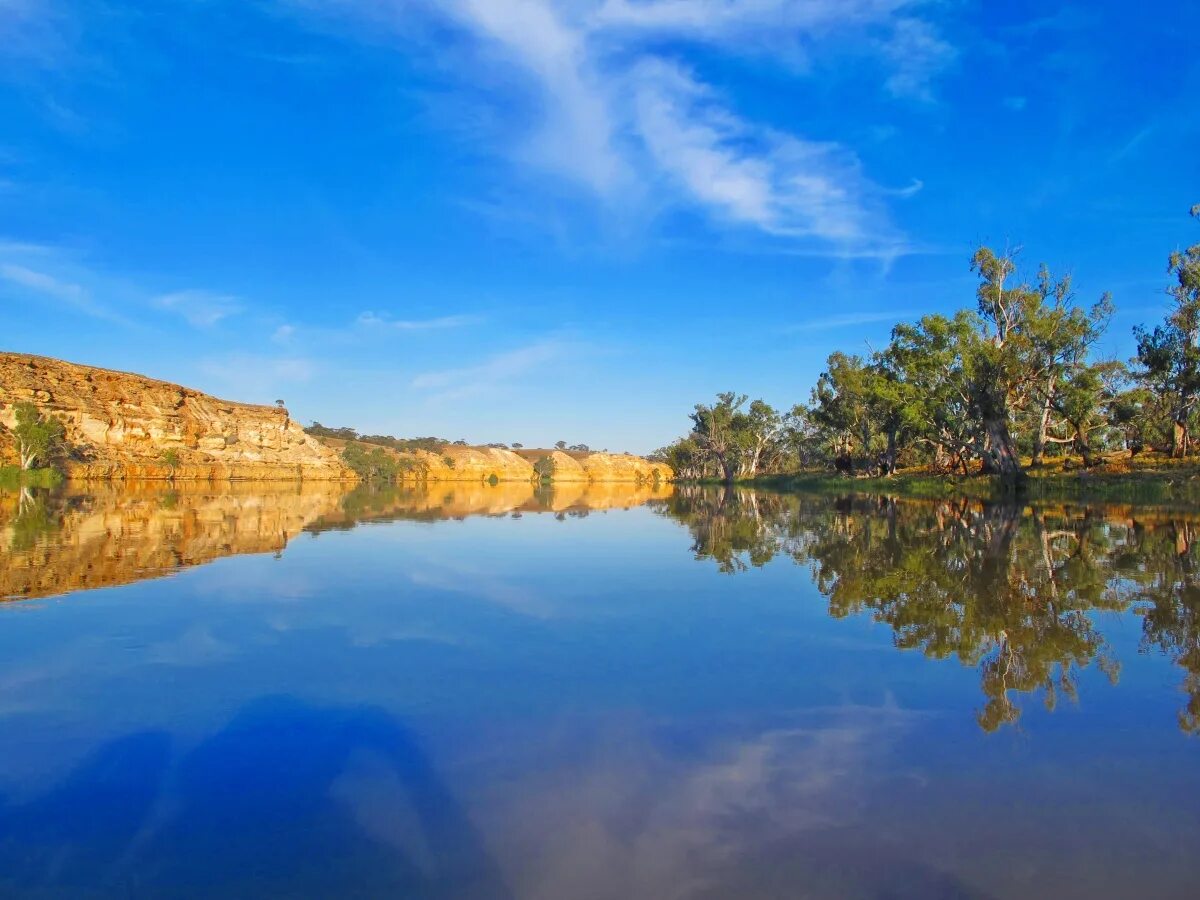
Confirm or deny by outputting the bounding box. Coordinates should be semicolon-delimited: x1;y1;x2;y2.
657;487;1200;733
0;480;676;601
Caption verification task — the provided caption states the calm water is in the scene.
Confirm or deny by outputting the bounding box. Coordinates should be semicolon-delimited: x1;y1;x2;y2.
1;481;1198;899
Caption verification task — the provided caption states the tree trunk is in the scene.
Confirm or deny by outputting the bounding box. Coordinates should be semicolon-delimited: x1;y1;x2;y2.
1031;377;1055;467
1172;418;1189;458
883;428;898;476
983;416;1024;481
719;455;736;484
1074;425;1096;468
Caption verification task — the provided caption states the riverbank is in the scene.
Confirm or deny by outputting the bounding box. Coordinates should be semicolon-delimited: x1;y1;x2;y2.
692;453;1200;504
0;467;63;490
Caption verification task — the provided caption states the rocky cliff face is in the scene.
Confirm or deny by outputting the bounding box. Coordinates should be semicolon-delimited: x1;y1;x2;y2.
324;440;672;484
0;353;353;481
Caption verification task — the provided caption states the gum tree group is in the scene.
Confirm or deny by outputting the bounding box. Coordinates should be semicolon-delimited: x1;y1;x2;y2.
656;207;1200;483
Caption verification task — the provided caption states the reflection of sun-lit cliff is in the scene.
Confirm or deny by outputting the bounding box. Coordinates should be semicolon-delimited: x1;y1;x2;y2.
0;482;352;601
0;481;676;601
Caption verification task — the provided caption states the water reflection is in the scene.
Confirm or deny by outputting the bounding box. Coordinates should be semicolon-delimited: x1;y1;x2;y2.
4;481;1200;736
0;696;511;898
656;487;1200;733
1;483;1199;896
0;481;675;601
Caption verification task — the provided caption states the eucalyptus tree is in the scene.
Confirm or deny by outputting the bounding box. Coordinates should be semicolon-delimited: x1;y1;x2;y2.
652;436;714;481
11;403;66;471
688;393;783;482
1047;360;1125;466
887;312;979;474
1019;268;1114;466
1134;205;1200;457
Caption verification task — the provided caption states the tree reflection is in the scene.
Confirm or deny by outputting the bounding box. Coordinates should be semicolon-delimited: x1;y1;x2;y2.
658;488;1200;733
1113;517;1200;733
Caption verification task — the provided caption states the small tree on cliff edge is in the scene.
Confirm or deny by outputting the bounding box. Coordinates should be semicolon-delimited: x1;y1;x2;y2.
12;403;66;471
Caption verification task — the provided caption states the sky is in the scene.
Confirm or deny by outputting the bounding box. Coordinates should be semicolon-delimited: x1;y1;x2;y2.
1;0;1197;453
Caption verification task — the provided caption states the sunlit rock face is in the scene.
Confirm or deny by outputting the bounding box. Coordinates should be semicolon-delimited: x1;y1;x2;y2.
318;441;673;484
580;453;672;483
411;446;538;482
539;451;588;482
0;353;353;481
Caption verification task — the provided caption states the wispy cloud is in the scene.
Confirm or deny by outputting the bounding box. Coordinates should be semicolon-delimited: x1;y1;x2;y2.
156;289;241;328
878;17;956;102
356;311;485;331
198;353;316;403
632;60;899;252
786;310;913;333
0;260;128;323
0;0;73;69
284;0;951;256
411;337;573;401
272;323;297;343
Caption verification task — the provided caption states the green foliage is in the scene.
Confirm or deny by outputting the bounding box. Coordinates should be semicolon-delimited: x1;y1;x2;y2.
659;222;1200;483
1133;206;1200;456
341;444;413;482
10;402;67;471
161;449;181;470
306;422;450;453
0;466;63;490
8;489;61;551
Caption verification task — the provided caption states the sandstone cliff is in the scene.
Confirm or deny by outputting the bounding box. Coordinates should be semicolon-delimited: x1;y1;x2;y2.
0;353;353;481
322;439;672;484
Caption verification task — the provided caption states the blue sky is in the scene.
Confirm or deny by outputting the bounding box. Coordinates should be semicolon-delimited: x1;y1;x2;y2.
1;1;1197;452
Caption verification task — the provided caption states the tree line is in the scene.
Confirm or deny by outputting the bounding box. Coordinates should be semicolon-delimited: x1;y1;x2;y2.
654;207;1200;483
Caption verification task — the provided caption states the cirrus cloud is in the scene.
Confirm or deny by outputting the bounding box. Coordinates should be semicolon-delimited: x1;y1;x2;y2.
282;0;951;257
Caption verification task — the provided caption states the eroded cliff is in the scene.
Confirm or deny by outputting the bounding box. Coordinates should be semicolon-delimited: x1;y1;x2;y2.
323;440;672;484
0;353;353;481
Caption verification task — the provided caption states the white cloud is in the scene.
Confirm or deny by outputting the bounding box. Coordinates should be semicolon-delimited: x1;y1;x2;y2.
284;0;952;256
631;61;899;251
446;0;626;194
155;289;241;328
198;353;316;403
0;261;86;302
786;309;914;332
356;311;484;331
879;16;956;101
591;0;908;40
0;260;127;322
411;337;572;400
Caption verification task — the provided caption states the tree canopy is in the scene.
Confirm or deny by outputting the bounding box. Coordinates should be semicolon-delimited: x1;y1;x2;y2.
659;210;1199;482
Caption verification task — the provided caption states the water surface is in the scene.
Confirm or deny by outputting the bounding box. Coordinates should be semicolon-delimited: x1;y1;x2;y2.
1;482;1197;898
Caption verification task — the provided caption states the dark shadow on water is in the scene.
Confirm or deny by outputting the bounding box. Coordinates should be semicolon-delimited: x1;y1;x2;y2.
0;696;512;899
